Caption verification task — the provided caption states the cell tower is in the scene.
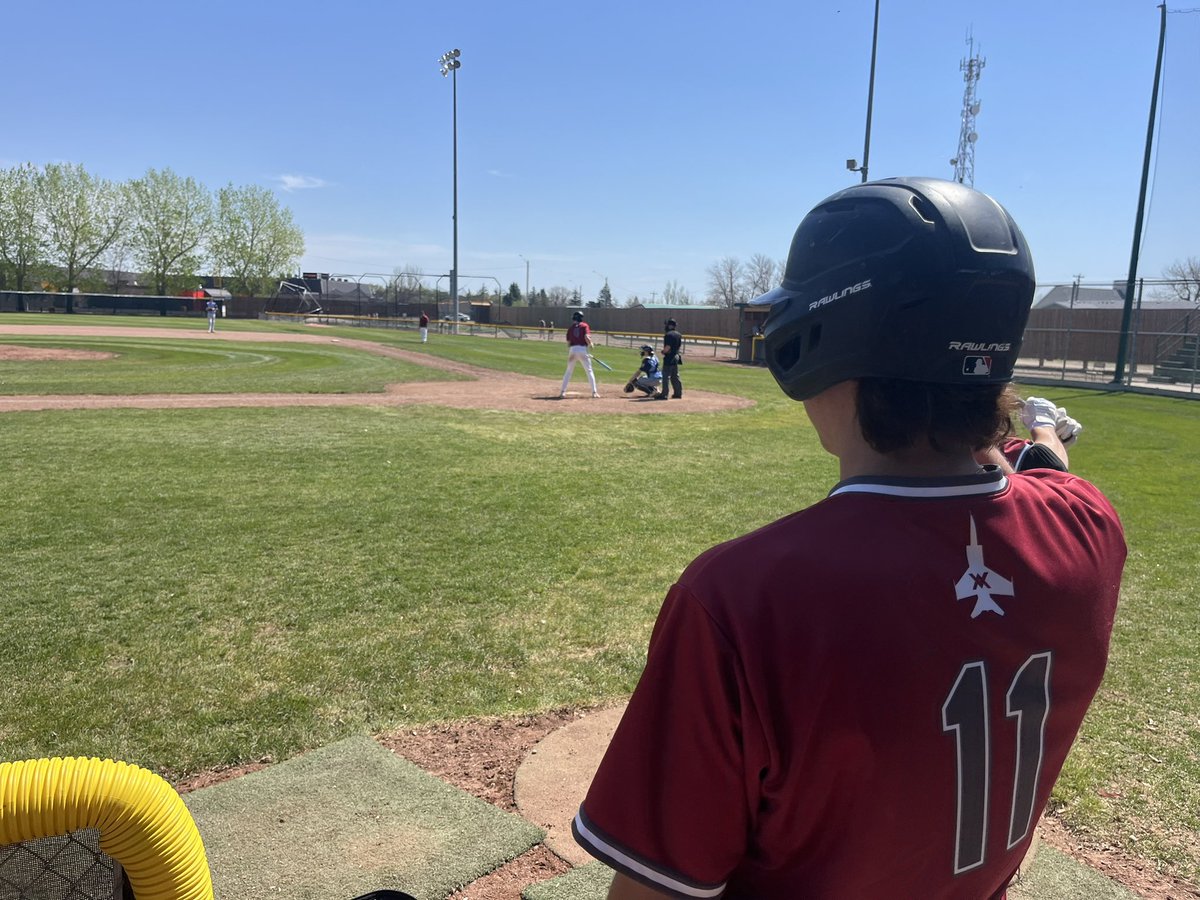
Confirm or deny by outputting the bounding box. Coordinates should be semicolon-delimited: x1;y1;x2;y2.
950;34;985;186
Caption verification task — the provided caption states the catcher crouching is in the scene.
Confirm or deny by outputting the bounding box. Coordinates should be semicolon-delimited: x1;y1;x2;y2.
624;345;663;397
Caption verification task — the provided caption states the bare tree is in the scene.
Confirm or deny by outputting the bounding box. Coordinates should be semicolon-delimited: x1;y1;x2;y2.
706;256;745;307
745;253;779;297
0;163;44;293
662;280;692;306
1160;258;1200;306
387;265;426;307
545;286;573;306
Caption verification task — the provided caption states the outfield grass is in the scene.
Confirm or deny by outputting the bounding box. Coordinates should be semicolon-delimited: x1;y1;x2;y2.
0;317;1196;884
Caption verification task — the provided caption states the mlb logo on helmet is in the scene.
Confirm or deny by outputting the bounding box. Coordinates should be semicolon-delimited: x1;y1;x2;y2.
963;356;992;375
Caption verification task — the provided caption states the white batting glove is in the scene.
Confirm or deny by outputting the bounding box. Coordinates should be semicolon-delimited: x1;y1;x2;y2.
1019;397;1059;431
1055;407;1083;447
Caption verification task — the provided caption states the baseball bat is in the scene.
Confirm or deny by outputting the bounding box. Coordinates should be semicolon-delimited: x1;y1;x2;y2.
588;354;614;371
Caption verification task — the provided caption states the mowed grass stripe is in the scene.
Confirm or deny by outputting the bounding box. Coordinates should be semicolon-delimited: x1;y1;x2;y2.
0;336;464;395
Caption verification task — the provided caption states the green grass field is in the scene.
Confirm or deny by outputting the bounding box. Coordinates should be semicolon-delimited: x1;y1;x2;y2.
1;315;1196;884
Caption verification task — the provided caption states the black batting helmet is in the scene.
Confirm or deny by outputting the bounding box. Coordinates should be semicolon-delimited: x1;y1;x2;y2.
572;311;584;321
750;177;1035;401
639;344;655;354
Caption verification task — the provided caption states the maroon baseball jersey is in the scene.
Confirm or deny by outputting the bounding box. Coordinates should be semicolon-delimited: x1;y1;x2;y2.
567;322;591;346
574;468;1125;899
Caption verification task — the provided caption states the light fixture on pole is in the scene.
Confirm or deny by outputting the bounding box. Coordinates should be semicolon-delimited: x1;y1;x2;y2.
439;48;462;331
519;253;530;303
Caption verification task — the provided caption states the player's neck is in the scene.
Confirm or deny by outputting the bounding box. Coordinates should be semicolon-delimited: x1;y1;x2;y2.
804;381;985;481
836;444;985;481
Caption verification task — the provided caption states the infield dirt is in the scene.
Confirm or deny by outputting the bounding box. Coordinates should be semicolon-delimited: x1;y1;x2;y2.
0;325;752;415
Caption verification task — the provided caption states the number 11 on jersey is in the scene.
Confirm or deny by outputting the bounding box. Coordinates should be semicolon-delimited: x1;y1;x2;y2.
941;653;1053;874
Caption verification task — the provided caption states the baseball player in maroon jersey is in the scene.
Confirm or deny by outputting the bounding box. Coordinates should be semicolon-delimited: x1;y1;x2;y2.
559;310;600;398
573;177;1126;899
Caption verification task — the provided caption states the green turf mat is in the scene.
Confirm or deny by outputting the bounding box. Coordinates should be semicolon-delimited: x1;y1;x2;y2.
1010;845;1137;900
184;735;544;900
523;861;613;900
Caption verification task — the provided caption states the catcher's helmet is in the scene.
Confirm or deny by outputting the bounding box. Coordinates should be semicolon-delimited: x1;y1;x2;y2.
750;177;1035;401
571;311;584;321
639;344;655;355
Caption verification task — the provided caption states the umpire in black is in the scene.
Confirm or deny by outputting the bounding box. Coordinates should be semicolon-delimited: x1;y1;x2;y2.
657;318;683;399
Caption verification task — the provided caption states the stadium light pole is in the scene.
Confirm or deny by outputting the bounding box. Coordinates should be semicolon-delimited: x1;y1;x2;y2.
1113;3;1166;385
519;253;530;303
439;48;462;333
846;0;880;182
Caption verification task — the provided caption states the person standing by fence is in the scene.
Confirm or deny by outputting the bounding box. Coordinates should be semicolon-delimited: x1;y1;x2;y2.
418;310;429;343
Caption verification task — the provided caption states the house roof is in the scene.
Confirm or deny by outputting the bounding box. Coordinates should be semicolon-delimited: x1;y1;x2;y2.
1032;285;1195;310
635;303;717;310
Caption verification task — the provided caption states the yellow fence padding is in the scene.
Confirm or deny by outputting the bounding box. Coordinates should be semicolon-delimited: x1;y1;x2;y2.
0;756;213;900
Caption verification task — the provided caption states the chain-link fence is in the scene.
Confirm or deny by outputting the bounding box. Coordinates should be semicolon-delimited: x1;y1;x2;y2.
0;830;126;900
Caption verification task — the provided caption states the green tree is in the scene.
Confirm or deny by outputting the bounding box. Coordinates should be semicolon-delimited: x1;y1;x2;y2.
502;281;523;306
0;163;45;296
128;168;212;297
39;163;128;310
209;184;305;297
595;280;614;307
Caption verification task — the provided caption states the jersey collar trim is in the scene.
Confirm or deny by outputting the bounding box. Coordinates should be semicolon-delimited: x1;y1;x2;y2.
829;468;1008;500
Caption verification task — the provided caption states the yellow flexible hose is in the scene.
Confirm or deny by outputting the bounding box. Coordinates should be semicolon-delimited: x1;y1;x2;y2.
0;756;213;900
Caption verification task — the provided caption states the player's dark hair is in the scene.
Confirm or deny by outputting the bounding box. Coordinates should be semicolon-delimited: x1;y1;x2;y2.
855;379;1017;454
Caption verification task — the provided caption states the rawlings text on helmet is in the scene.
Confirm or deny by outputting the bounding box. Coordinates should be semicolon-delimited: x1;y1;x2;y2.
948;341;1013;351
809;279;872;312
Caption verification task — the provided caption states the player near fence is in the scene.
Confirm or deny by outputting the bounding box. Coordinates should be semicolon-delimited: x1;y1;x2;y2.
418;310;429;343
623;344;663;398
559;310;599;398
205;297;217;333
573;177;1126;899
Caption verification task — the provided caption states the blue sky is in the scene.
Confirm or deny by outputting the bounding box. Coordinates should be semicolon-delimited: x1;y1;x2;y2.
6;1;1197;303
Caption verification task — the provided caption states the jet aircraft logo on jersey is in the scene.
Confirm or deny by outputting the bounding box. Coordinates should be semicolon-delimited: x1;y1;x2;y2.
953;515;1014;618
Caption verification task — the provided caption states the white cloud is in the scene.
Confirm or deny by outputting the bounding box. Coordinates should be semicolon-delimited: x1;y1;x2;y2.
486;169;514;178
276;173;329;192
